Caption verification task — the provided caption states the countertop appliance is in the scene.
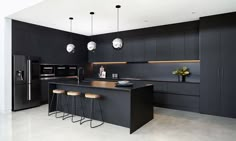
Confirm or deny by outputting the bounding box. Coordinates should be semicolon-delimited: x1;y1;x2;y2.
12;55;41;111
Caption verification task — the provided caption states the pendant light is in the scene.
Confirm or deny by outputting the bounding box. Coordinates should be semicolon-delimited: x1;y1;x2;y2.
112;5;123;49
87;12;96;51
66;17;75;53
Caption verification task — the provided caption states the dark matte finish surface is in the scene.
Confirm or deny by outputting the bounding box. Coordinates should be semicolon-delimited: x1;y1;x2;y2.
12;20;88;65
48;81;153;134
200;12;236;118
130;85;154;133
88;21;199;62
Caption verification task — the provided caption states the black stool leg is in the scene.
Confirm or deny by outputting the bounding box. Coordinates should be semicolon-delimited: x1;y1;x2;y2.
90;100;104;128
48;93;56;116
79;97;85;124
81;99;104;128
55;94;64;118
80;99;93;124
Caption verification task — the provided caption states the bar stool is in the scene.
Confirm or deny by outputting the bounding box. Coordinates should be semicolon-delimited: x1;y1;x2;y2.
81;93;104;128
63;91;85;123
48;89;65;118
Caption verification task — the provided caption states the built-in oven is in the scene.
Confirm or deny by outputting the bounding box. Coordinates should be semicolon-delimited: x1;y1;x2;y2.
67;66;77;76
55;65;67;76
40;65;55;77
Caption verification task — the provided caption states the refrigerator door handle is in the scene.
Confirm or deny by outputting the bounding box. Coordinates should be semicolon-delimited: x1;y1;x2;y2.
28;84;31;101
27;60;32;101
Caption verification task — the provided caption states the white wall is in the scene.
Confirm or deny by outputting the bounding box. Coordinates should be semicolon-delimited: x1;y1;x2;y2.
0;18;5;113
0;0;44;113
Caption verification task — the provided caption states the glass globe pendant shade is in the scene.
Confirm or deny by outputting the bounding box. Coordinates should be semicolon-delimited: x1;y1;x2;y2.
112;38;123;49
66;43;75;53
87;41;96;51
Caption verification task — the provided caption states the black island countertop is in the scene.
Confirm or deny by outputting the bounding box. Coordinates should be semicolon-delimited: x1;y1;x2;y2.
49;79;152;91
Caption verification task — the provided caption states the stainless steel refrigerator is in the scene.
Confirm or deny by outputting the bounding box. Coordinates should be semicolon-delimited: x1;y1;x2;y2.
12;55;41;111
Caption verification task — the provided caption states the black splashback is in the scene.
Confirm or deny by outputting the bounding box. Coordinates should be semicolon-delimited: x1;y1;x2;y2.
92;63;200;82
12;20;88;65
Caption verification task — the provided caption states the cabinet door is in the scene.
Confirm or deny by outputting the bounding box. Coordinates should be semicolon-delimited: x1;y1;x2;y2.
185;29;199;60
199;17;221;116
220;18;236;118
144;38;156;61
170;32;185;60
156;35;171;61
102;42;113;61
131;38;145;62
123;38;133;62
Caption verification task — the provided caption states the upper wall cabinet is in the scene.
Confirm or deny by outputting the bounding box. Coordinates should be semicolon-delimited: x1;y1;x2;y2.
88;21;199;62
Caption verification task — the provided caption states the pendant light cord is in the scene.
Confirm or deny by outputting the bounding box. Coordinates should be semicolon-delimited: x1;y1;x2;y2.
91;13;93;36
69;17;73;43
116;5;121;38
117;7;119;33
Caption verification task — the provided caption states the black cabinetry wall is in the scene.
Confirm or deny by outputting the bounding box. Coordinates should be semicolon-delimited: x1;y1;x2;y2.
200;13;236;118
89;21;199;62
12;20;88;65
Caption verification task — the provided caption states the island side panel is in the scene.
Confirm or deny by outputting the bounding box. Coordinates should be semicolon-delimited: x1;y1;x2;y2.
130;85;154;134
55;84;131;128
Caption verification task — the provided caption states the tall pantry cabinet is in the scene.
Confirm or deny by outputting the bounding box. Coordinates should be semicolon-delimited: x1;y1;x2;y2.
200;13;236;118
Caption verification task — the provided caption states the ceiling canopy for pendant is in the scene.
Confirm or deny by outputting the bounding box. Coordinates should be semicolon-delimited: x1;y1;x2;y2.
87;12;96;52
112;5;123;49
66;17;75;53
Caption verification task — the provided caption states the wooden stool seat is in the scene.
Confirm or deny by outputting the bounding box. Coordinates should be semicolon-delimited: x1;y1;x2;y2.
85;93;100;99
67;91;81;96
53;89;65;94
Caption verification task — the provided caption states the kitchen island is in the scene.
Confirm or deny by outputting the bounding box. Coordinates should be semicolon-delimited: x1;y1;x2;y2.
48;79;153;134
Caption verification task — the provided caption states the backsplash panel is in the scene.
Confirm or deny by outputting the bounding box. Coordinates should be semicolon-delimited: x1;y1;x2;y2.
91;63;200;82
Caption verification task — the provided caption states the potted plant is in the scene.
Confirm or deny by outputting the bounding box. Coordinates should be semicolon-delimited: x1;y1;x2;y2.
172;66;190;82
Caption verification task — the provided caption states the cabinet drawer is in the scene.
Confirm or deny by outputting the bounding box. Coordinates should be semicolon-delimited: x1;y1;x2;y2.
167;83;199;96
154;92;199;112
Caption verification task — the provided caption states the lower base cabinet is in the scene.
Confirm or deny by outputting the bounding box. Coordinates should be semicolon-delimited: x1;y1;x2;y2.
154;92;199;112
132;81;200;112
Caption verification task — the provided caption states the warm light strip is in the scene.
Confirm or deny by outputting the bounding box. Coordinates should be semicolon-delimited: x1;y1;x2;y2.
92;62;127;65
148;60;200;64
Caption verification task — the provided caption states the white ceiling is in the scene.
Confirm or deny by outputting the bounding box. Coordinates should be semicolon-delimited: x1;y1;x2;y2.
9;0;236;36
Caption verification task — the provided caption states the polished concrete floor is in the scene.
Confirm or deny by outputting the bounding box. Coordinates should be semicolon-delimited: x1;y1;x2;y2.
0;105;236;141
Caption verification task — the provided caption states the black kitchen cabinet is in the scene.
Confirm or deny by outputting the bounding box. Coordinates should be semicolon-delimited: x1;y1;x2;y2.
200;13;236;118
129;80;200;112
123;38;133;62
13;20;88;65
156;35;171;61
144;38;156;61
170;31;185;60
155;92;199;112
185;29;199;60
220;15;236;117
131;38;145;62
88;21;199;63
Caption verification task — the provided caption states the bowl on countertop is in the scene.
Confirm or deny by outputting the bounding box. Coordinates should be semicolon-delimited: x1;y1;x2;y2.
117;80;130;85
